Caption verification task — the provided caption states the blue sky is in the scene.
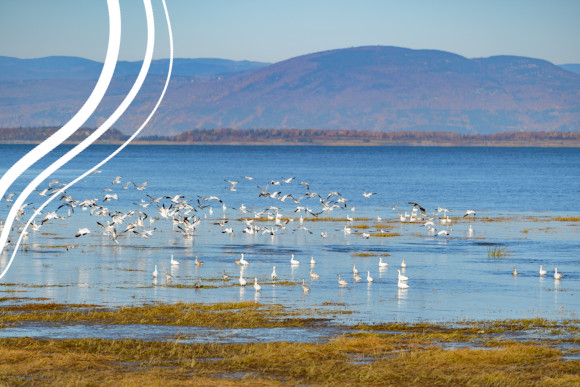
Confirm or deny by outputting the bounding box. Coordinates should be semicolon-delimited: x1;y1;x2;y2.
1;0;579;65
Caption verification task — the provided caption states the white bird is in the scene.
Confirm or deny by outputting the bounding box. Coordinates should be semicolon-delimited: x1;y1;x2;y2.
239;253;249;266
468;225;474;235
398;279;409;289
152;265;158;278
397;269;409;281
379;257;388;268
367;271;374;282
253;278;261;291
310;256;316;265
239;272;247;286
512;267;518;276
362;190;376;198
195;256;203;266
310;268;320;279
302;278;310;293
362;232;370;239
353;273;362;282
437;230;449;236
222;270;229;280
290;254;300;266
338;274;348;286
352;264;359;275
344;225;352;235
171;254;180;266
554;267;564;280
75;227;90;238
401;259;407;268
464;210;476;217
271;266;277;280
539;265;547;276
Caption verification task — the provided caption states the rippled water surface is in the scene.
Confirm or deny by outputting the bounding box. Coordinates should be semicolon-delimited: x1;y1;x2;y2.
1;145;579;324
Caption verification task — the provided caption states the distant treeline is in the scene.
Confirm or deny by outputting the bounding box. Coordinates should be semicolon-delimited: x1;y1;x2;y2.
2;127;580;146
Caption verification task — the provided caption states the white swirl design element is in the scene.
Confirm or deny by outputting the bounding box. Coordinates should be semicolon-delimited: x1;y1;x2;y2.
0;0;173;279
0;0;121;257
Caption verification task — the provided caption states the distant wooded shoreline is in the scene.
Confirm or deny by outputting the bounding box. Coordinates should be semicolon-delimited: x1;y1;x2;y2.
1;127;580;147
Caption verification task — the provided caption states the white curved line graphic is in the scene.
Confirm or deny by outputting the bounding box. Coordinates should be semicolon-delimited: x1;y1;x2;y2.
0;0;174;279
0;0;121;255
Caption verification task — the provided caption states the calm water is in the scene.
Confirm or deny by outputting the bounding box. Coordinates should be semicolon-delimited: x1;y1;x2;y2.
0;145;579;324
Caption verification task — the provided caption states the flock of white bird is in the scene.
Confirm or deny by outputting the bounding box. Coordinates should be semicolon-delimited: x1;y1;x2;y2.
1;172;566;294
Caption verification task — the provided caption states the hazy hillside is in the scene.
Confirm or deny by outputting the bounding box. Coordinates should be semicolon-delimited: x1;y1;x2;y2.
560;64;580;75
0;56;269;80
1;46;579;135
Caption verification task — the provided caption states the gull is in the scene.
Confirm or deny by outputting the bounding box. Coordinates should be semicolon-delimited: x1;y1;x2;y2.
222;271;229;280
222;227;234;235
398;279;409;289
271;266;277;280
290;254;300;266
539;265;547;276
296;225;313;234
270;180;281;186
225;180;239;191
300;181;310;190
147;194;163;204
239;254;249;266
397;269;409;281
367;271;374;282
283;177;295;183
437;206;450;215
253;278;261;291
310;256;316;265
401;259;407;268
320;232;328;238
198;195;222;203
362;232;370;239
379;257;388;268
437;230;449;236
132;181;148;191
257;185;270;197
353;273;362;282
239;272;247;286
75;227;90;238
512;267;518;276
554;268;564;280
152;265;158;278
338;274;348;286
167;194;185;204
352;264;359;275
464;210;476;217
344;225;352;235
310;268;320;279
36;187;54;197
103;193;118;202
4;193;16;202
111;176;123;184
243;176;254;180
48;179;60;187
171;254;180;266
391;202;400;211
302;279;310;293
408;202;426;215
195;256;203;266
362;190;376;198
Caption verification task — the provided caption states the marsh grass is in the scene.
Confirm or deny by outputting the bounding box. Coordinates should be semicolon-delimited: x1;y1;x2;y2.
0;301;326;328
0;333;577;386
0;302;578;384
487;244;507;258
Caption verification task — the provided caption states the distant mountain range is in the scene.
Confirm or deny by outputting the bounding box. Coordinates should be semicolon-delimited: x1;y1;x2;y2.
1;46;579;135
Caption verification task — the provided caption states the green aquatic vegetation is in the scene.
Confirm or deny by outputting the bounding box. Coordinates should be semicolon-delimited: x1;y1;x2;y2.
487;244;507;258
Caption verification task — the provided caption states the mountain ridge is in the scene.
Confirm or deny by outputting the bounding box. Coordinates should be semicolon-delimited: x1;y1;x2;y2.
1;46;579;135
